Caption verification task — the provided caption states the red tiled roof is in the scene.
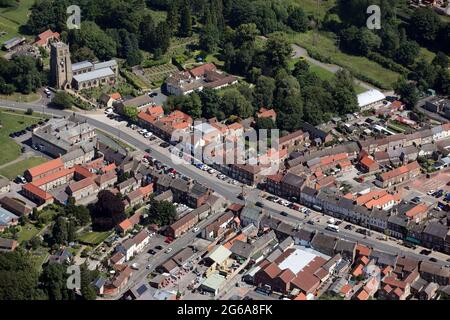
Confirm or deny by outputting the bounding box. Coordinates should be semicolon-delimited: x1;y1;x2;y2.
22;183;53;201
257;108;276;119
26;158;64;179
33;168;74;187
356;244;372;257
356;289;369;300
68;177;95;193
360;155;378;169
102;163;117;173
189;63;217;77
140;184;153;196
405;204;428;219
74;165;94;178
118;219;132;232
291;271;320;293
35;29;60;46
110;92;122;100
263;262;282;279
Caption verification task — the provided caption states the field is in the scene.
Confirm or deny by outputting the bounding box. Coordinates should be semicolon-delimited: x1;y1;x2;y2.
0;156;47;179
16;223;40;243
0;0;34;45
0;92;41;103
288;58;367;93
143;63;179;86
77;231;112;245
292;0;336;19
0;110;46;166
283;31;401;89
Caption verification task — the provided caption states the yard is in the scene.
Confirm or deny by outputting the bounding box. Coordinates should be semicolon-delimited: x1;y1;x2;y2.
0;0;34;46
0;92;41;103
77;231;112;245
0;156;47;179
143;63;179;87
0;110;47;166
282;31;401;89
16;223;40;244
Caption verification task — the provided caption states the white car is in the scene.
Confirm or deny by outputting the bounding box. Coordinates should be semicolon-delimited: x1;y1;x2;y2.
144;132;153;138
104;108;113;114
165;248;173;254
427;190;435;196
146;264;152;270
208;169;215;174
192;227;200;233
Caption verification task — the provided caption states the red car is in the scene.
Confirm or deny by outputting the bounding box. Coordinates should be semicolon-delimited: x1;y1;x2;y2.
165;237;174;243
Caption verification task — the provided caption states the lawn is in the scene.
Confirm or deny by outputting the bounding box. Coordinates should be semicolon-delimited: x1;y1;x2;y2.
0;92;41;103
16;223;40;244
283;31;401;89
78;231;112;245
0;0;34;46
291;0;336;19
0;156;46;179
0;110;46;166
288;58;367;93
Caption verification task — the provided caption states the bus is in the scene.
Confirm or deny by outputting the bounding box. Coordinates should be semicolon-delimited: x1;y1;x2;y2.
326;224;340;233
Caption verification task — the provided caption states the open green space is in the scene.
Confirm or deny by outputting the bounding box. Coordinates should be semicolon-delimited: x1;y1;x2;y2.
0;156;47;179
77;231;112;245
0;92;41;103
290;0;336;19
0;0;34;46
0;110;46;166
16;223;40;244
283;31;401;89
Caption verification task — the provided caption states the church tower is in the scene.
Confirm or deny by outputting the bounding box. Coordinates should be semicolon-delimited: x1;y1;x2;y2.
50;42;73;90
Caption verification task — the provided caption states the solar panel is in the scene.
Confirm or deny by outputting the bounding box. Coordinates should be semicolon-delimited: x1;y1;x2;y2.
136;284;148;296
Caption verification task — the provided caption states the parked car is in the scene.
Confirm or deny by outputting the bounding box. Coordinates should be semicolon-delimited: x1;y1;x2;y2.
192;227;200;233
280;211;288;217
165;248;173;254
255;201;264;208
420;249;432;256
160;142;170;148
429;257;438;262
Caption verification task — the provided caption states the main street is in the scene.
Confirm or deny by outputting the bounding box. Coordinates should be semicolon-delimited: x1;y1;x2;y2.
1;100;449;269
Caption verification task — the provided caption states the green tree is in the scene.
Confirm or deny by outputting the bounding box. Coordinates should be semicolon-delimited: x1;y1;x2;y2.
221;89;253;119
409;8;442;44
40;263;75;300
148;200;177;226
287;7;309;32
395;40;420;66
52;216;68;245
179;0;192;37
433;52;449;69
166;1;180;34
71;47;96;63
51;91;73;109
74;21;117;60
394;78;419;108
264;35;292;75
254;75;276;108
80;263;97;300
122;106;139;122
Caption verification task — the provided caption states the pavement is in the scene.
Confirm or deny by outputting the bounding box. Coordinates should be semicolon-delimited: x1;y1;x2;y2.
1;100;449;275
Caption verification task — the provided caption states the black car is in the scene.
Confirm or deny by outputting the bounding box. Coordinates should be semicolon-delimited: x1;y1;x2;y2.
335;220;342;226
148;249;156;255
155;245;163;250
429;257;438;262
145;148;152;153
159;142;170;148
280;211;288;217
344;224;353;230
255;201;264;208
420;249;432;256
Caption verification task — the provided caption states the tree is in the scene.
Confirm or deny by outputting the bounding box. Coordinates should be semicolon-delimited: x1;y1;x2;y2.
90;190;126;231
199;88;222;119
51;91;73;109
148;200;177;226
0;250;41;300
394;78;419;109
74;21;117;60
166;1;180;34
254;75;276;108
40;263;75;300
287;7;309;32
179;0;192;37
332;70;358;115
122;106;139;122
80;263;97;300
221;89;253;119
25;108;33;115
52;216;68;245
394;40;420;66
71;47;96;63
409;8;442;44
254;117;275;130
264;35;292;74
153;21;171;55
433;52;449;69
199;15;220;53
